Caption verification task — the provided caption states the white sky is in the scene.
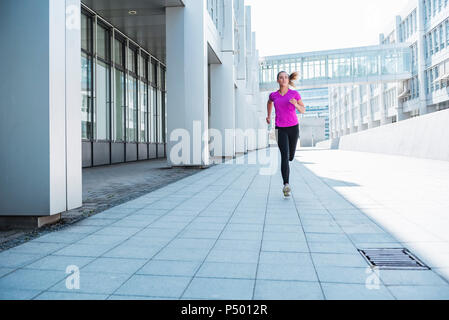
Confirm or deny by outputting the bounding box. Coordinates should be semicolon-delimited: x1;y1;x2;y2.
245;0;412;57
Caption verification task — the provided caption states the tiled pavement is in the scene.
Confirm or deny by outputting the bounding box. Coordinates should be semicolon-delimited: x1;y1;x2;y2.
1;147;449;300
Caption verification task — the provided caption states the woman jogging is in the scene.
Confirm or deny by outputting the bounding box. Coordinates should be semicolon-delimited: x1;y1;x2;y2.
266;71;306;197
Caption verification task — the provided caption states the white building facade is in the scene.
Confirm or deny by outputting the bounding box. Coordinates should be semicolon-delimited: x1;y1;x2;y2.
329;0;449;138
0;0;266;225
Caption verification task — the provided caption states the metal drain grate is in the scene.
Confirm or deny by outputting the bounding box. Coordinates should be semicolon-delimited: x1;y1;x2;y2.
358;248;430;270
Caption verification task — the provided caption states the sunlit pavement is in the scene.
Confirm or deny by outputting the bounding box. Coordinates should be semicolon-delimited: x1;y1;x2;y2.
1;147;449;300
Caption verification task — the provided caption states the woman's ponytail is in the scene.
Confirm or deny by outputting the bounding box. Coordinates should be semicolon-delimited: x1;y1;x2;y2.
289;72;299;88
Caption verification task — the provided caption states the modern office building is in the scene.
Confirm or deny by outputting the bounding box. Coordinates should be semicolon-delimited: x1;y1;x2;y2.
0;0;265;226
329;0;449;138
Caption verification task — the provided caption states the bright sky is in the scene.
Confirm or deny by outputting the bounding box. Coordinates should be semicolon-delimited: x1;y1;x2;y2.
245;0;412;57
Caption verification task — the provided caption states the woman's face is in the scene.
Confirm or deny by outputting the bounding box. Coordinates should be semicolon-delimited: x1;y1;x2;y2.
277;72;289;87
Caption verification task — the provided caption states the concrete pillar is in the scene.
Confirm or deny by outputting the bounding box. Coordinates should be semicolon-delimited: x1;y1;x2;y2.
417;1;428;116
166;0;210;167
235;82;247;154
0;0;82;225
209;0;236;159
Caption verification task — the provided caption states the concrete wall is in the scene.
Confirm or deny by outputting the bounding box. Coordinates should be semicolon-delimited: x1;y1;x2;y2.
316;108;449;161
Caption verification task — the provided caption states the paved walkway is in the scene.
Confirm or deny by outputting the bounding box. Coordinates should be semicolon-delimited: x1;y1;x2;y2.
1;148;449;300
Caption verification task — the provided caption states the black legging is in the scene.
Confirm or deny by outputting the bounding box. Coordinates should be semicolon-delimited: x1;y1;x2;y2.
275;124;299;185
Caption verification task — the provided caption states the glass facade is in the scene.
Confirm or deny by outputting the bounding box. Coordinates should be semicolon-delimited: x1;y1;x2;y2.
96;23;111;141
81;9;167;150
81;12;93;141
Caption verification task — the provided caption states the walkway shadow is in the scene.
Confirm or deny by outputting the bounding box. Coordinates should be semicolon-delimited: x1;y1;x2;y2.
320;177;359;187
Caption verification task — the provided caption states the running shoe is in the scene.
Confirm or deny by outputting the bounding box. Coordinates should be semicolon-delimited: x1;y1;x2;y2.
283;184;291;197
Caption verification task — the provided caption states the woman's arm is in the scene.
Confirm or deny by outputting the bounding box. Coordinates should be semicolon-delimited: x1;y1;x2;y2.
290;98;306;114
266;99;274;124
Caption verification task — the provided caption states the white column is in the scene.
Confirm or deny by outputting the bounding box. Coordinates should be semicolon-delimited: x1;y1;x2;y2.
166;0;209;167
0;0;82;219
209;0;236;159
235;83;247;154
235;2;249;154
66;0;83;211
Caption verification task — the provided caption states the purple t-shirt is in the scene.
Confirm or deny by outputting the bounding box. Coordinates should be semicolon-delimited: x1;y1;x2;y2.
269;89;301;127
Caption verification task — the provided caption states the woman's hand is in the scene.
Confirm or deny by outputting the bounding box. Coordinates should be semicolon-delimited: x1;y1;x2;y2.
266;116;271;124
290;98;306;114
289;98;298;106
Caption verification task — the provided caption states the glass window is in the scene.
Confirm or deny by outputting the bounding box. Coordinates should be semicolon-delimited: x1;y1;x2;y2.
97;24;110;61
434;29;439;53
157;90;163;143
162;92;167;143
446;21;449;46
81;13;92;53
81;12;93;141
114;38;124;67
114;69;125;141
151;60;158;86
95;23;111;141
96;60;111;140
429;32;433;55
150;87;157;143
127;76;138;142
139;55;146;79
440;25;444;50
139;80;148;143
161;67;166;91
127;47;137;74
81;52;93;140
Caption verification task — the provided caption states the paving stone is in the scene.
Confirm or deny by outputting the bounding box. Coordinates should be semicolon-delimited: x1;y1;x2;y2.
116;275;192;298
182;277;255;300
254;280;323;300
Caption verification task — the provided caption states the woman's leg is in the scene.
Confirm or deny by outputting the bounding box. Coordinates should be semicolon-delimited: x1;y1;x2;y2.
288;124;300;162
275;127;290;185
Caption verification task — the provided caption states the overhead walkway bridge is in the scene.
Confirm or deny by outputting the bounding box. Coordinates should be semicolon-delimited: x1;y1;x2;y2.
259;43;412;91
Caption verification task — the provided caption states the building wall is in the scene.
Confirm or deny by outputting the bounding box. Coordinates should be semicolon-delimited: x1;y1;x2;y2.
330;0;449;139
